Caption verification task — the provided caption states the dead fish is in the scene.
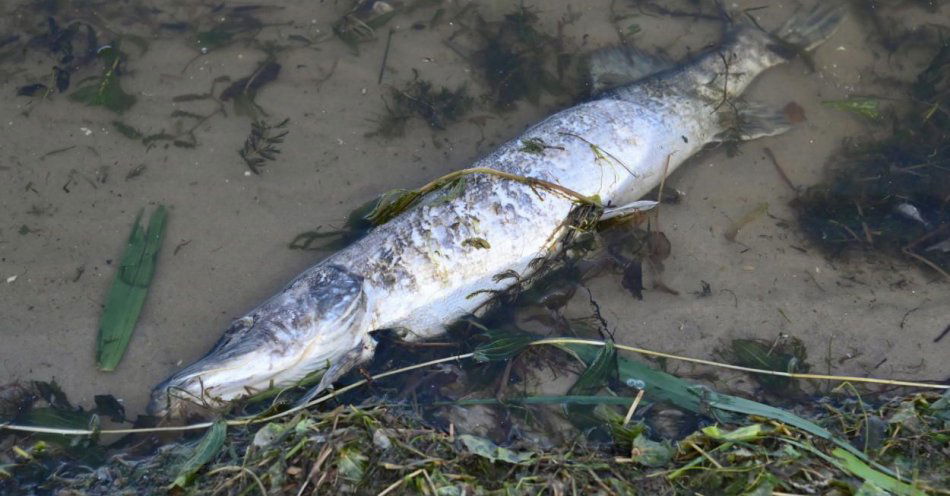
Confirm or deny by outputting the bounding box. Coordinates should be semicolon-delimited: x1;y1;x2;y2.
925;238;950;253
894;202;932;230
149;5;844;417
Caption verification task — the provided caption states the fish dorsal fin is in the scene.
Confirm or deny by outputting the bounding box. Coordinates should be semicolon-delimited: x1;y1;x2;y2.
587;45;675;94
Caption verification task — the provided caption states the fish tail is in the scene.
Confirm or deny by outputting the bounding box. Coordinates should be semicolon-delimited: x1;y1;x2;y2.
688;3;845;102
773;3;846;53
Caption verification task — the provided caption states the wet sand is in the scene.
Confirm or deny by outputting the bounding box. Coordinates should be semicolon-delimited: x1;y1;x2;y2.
1;0;947;417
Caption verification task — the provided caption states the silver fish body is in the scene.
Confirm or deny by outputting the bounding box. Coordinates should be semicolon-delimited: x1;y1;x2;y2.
149;5;843;417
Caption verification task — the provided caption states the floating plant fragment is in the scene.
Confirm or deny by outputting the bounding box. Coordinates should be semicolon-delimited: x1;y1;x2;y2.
458;434;535;464
170;420;227;488
96;206;167;371
821;97;882;121
239;118;289;174
220;60;281;116
70;45;136;114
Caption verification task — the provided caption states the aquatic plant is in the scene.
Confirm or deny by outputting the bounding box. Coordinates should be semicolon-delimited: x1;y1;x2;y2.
798;43;950;278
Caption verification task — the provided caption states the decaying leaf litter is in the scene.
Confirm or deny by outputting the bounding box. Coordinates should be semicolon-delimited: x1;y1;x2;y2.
0;0;946;493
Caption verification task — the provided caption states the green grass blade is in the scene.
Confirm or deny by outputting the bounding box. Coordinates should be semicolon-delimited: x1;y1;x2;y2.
472;327;537;362
561;341;908;482
561;342;741;424
170;420;227;488
832;448;927;496
439;395;637;407
96;206;167;371
565;340;617;431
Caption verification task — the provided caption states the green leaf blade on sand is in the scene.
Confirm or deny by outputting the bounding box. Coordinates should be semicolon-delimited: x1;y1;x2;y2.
821;97;882;121
96;206;167;371
171;420;227;488
69;45;137;114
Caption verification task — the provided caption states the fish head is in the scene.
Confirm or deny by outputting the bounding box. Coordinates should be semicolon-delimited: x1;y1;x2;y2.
147;265;367;418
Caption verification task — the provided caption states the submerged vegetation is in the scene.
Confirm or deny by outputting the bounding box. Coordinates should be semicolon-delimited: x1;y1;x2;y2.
95;206;167;372
371;77;474;138
2;0;949;494
240;118;290;175
2;332;948;494
797;41;950;278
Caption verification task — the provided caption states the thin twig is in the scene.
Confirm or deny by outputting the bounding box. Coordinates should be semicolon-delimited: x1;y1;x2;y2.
622;388;645;426
377;29;394;85
902;247;950;281
763;147;797;194
378;468;424;496
206;465;267;496
687;441;723;469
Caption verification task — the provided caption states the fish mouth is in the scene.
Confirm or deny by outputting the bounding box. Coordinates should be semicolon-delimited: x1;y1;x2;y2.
147;361;246;418
149;264;369;418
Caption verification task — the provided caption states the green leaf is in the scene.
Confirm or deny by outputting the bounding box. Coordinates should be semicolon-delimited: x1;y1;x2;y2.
701;424;767;442
567;340;617;396
472;328;536;362
629;434;672;467
363;188;423;225
565;340;617;432
96;206;167;371
70;45;137;114
822;97;882;120
831;448;927;496
855;482;891;496
171;420;227;488
563;341;905;481
337;445;368;481
458;434;534;464
562;343;741;424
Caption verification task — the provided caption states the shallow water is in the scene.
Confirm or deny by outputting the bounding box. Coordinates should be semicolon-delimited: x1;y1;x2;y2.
1;0;947;420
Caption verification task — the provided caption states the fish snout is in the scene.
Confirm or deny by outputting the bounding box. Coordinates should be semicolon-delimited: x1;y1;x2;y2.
147;359;226;418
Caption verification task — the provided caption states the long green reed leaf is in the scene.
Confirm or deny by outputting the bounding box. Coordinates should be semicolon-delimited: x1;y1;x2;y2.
171;419;227;488
96;205;167;371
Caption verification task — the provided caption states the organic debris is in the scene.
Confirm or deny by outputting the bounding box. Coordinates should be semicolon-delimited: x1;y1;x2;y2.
96;206;167;371
193;6;267;53
724;202;769;242
362;167;599;226
797;43;950;277
68;44;137;114
220;59;282;116
334;0;401;49
721;337;810;394
15;17;99;98
470;6;581;110
3;338;947;494
371;76;473;138
823;97;883;121
239;118;290;175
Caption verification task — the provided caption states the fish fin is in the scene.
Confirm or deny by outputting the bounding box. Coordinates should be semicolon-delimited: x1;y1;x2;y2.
587;46;675;95
713;101;792;142
773;4;846;53
294;334;377;407
601;200;659;222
